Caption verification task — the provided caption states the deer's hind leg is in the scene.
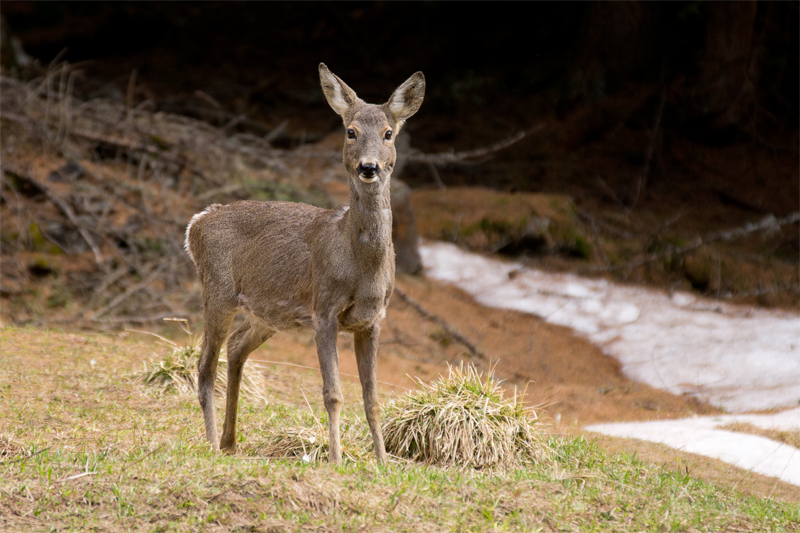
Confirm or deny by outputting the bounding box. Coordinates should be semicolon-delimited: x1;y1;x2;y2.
220;317;275;453
198;303;236;451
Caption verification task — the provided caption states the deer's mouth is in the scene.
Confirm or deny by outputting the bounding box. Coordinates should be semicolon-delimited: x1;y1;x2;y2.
358;174;380;183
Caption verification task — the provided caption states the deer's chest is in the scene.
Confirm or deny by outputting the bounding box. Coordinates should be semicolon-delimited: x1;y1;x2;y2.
338;277;392;331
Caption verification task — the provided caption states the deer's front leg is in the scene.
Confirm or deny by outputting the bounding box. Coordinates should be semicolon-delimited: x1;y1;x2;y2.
355;325;388;464
315;318;343;465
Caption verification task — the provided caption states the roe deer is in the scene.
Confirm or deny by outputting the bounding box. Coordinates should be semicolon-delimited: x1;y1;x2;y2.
184;63;425;464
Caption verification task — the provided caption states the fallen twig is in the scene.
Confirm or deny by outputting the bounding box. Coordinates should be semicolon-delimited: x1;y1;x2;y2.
393;287;485;359
118;444;164;481
69;128;220;186
91;261;169;318
56;471;96;483
404;123;544;167
575;209;636;240
618;212;800;272
629;86;667;211
2;166;105;268
427;162;446;189
0;447;52;466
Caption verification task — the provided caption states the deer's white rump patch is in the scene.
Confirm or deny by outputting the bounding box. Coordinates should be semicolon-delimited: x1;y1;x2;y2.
185;204;223;264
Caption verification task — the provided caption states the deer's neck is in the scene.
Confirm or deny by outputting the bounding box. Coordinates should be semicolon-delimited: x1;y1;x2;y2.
344;180;392;257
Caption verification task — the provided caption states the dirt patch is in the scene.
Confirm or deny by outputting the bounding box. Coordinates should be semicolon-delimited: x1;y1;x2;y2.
391;276;719;426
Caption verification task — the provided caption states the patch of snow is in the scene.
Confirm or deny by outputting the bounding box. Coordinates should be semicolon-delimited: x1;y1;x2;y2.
586;408;800;487
419;241;800;485
419;241;800;412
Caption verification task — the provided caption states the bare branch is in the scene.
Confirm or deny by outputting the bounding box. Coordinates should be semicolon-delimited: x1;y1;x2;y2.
629;86;667;210
91;261;169;318
620;212;800;271
2;165;105;268
393;287;486;359
404;123;544;166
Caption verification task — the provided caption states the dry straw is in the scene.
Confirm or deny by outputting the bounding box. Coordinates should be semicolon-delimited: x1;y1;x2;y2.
134;337;269;405
250;417;372;464
0;433;23;461
382;362;549;470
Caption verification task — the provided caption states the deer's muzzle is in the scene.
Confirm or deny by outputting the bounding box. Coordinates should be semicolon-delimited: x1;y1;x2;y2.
357;162;381;183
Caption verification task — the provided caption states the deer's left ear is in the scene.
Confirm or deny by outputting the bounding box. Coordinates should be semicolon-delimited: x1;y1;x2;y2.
387;72;425;126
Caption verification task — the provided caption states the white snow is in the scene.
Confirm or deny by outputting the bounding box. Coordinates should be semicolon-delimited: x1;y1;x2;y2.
586;408;800;487
419;241;800;413
419;241;800;486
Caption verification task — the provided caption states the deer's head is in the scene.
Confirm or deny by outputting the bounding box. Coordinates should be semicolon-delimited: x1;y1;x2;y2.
319;63;425;191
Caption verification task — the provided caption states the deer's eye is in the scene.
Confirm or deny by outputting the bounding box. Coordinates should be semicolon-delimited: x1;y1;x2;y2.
347;129;356;140
384;130;393;141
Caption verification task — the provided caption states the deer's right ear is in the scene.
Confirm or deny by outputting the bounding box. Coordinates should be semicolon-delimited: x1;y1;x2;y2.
319;63;358;117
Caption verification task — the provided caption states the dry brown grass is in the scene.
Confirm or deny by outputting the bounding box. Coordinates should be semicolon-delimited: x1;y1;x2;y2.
132;334;370;463
133;336;269;405
133;345;556;468
248;416;372;463
719;421;800;450
382;363;550;470
0;433;23;461
0;67;328;327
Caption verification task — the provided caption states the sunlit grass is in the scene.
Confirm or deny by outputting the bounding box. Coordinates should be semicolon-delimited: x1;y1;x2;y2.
1;326;798;532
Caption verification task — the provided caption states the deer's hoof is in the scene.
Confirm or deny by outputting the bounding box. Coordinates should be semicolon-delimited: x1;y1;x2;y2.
219;441;237;455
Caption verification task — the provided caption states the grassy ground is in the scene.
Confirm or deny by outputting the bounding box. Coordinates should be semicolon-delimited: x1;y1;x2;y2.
1;326;798;532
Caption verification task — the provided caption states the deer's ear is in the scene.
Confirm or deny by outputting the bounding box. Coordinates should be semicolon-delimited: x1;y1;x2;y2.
387;72;425;125
319;63;358;117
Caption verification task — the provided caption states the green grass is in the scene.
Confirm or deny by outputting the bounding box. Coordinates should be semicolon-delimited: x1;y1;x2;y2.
1;326;798;532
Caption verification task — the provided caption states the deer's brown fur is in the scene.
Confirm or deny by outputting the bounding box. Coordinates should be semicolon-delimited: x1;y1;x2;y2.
185;63;425;464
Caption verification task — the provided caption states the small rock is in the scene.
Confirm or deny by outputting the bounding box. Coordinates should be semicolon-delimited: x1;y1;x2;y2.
48;161;86;182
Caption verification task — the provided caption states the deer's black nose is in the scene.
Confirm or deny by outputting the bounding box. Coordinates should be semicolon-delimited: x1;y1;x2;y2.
357;163;379;176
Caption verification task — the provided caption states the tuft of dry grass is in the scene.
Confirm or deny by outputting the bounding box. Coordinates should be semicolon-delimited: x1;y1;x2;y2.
257;424;329;463
0;433;23;461
249;417;372;463
382;363;550;470
133;337;269;405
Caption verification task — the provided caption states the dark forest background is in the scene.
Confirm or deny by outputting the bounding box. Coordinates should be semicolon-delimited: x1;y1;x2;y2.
2;1;799;313
4;2;797;147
